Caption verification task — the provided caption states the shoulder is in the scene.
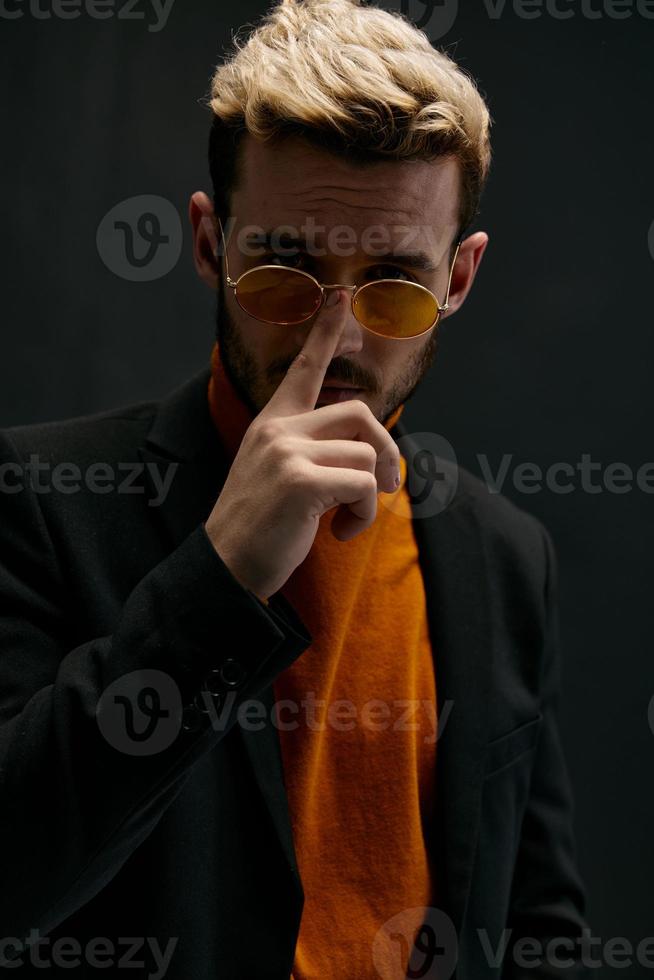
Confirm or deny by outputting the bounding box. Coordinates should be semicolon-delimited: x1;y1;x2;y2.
394;424;554;595
0;397;158;468
443;461;555;618
456;463;549;548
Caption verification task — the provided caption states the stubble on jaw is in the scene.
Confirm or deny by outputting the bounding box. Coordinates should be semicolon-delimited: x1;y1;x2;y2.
214;287;439;426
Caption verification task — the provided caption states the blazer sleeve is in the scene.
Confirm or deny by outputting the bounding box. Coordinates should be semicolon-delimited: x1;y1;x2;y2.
0;428;312;959
502;524;591;978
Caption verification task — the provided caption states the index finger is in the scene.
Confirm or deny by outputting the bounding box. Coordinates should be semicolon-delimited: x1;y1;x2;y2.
259;290;350;419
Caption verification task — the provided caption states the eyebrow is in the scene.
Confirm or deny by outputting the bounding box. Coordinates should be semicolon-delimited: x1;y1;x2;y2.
244;230;438;274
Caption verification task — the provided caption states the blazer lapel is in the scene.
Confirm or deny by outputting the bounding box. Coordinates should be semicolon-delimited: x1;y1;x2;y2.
393;420;494;938
137;369;495;932
137;366;230;547
237;682;306;905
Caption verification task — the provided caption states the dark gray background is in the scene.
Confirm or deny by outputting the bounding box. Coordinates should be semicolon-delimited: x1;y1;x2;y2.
1;0;652;972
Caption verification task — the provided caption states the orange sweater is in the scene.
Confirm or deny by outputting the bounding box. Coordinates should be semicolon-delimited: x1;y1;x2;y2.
207;341;438;978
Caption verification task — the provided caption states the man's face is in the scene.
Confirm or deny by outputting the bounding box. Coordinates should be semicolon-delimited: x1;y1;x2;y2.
194;134;486;425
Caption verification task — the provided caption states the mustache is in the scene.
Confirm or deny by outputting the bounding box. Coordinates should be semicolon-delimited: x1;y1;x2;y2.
273;357;375;391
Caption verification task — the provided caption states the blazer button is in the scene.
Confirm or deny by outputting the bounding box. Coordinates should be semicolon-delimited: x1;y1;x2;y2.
181;703;204;732
208;658;247;691
193;686;224;714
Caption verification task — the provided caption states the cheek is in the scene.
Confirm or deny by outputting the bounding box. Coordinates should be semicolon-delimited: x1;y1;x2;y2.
412;331;438;368
240;317;297;380
228;299;265;352
382;338;427;379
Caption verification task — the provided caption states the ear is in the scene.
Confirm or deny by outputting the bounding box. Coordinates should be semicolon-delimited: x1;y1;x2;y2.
441;231;489;318
189;191;220;290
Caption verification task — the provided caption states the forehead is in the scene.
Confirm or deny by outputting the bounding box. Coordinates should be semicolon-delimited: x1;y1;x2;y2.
230;134;461;256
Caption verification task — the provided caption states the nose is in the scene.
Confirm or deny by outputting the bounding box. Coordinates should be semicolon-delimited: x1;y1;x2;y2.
294;288;365;358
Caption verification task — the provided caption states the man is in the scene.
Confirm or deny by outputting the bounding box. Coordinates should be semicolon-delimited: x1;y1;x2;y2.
0;0;589;977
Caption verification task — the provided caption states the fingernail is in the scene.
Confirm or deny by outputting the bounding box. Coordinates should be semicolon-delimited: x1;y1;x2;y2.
325;290;340;307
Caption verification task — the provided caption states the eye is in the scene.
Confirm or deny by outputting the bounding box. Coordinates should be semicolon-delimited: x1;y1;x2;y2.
264;252;306;270
367;264;416;283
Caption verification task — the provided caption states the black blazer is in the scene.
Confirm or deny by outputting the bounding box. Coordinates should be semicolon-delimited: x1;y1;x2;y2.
0;367;589;978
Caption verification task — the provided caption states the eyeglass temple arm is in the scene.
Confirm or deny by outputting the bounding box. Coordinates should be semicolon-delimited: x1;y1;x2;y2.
216;217;238;288
440;238;463;313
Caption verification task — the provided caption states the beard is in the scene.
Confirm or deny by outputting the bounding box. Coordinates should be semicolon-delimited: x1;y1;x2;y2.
215;285;439;426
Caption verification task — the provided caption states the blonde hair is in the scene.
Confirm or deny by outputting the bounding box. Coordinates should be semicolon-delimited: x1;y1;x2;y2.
204;0;492;237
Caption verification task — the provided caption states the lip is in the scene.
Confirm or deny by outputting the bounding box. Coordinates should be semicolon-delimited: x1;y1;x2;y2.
322;382;361;389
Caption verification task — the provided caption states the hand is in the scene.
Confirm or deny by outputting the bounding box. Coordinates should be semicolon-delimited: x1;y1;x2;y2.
204;290;402;601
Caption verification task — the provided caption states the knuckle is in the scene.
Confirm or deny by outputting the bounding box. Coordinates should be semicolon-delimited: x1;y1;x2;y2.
352;398;372;421
270;435;296;465
389;445;402;470
291;351;327;375
362;471;378;493
361;443;378;469
251;418;282;445
379;440;401;469
291;351;310;371
284;460;312;494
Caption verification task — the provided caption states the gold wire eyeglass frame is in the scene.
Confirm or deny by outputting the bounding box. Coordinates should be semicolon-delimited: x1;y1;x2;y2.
215;217;463;341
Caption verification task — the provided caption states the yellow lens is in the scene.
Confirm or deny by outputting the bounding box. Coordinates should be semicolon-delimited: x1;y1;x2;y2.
353;280;440;338
235;267;322;325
